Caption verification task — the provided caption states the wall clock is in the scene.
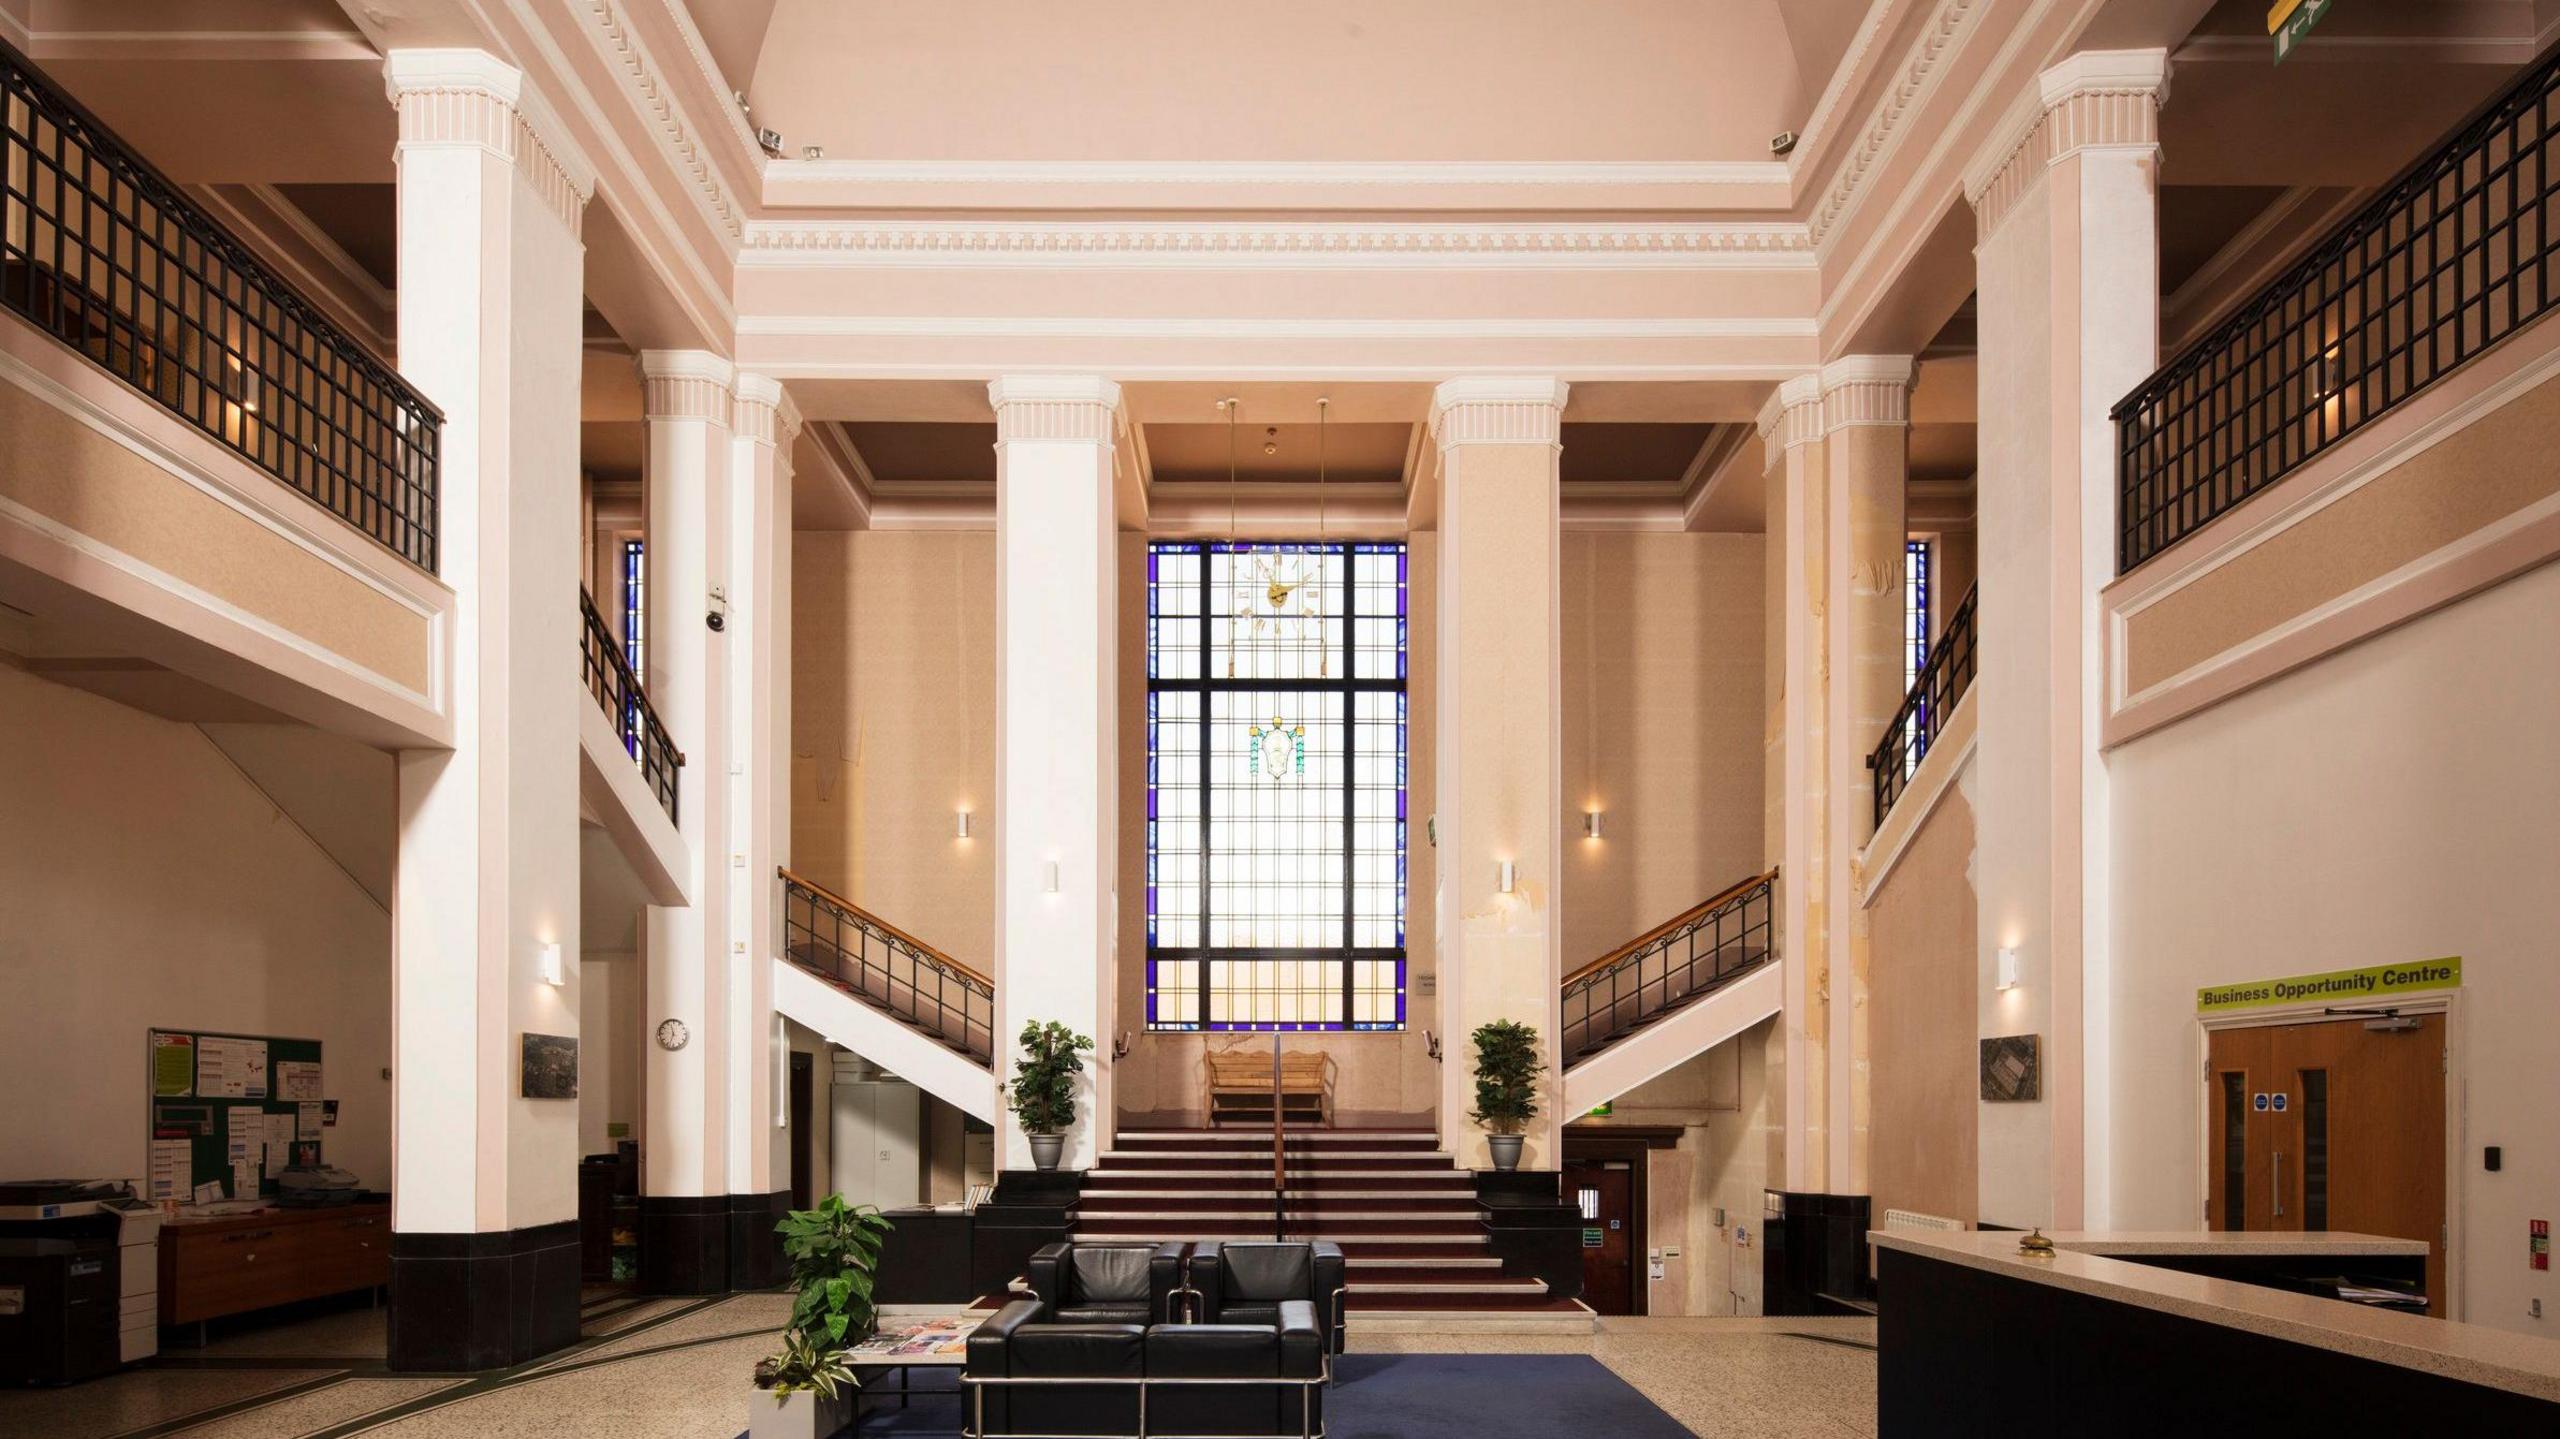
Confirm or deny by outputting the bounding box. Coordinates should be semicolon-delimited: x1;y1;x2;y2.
655;1018;690;1052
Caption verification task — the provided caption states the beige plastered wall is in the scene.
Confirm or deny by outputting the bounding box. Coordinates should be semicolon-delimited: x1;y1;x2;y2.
0;663;395;1188
1560;532;1767;966
1573;1016;1776;1316
1114;535;1443;1127
1863;768;1981;1236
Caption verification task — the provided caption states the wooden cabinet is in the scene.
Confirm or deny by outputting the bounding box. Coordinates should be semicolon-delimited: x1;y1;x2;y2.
158;1204;390;1326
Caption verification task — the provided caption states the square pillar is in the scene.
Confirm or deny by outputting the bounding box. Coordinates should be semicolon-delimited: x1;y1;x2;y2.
990;376;1124;1171
638;350;736;1291
1429;377;1567;1170
1756;377;1826;1194
1963;49;2167;1229
383;48;595;1372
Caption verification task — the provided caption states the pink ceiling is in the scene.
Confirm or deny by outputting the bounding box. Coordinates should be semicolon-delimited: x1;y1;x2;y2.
748;0;1871;164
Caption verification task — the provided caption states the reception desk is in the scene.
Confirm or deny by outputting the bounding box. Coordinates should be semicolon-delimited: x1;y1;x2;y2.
1873;1229;2560;1434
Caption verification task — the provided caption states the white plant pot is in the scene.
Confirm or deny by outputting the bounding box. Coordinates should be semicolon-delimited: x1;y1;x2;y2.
748;1384;852;1439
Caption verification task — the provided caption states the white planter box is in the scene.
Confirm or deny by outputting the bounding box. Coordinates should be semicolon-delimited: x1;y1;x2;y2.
747;1384;853;1439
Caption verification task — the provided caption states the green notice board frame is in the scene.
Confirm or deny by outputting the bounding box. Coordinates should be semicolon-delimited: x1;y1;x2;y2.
147;1028;325;1200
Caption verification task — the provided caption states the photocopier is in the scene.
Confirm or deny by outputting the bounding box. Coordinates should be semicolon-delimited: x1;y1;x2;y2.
0;1179;162;1385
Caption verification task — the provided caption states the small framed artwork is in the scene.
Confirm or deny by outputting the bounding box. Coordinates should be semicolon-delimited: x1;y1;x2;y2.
521;1033;578;1099
1980;1034;2041;1102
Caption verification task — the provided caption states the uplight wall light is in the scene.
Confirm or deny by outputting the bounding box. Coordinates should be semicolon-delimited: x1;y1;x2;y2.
955;809;973;840
1995;946;2020;991
537;940;565;987
1496;860;1518;894
1582;810;1604;839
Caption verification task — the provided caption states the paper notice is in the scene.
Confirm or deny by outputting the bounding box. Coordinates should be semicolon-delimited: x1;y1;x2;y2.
264;1112;295;1168
198;1036;268;1098
241;1039;269;1098
276;1061;322;1101
152;1033;195;1097
149;1139;191;1201
297;1102;324;1140
192;1181;222;1205
231;1157;258;1198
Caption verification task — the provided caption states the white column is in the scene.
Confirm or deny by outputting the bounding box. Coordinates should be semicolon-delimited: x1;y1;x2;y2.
727;375;798;1220
640;351;735;1285
1964;49;2167;1230
1821;356;1914;1199
384;47;594;1370
1429;377;1567;1170
1755;377;1825;1194
990;376;1124;1171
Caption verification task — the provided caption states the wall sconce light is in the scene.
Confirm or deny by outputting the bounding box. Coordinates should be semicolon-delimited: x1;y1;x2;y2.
1995;946;2020;992
1495;860;1518;894
537;940;565;987
1044;860;1062;894
1582;811;1605;840
2319;347;2345;399
955;810;973;840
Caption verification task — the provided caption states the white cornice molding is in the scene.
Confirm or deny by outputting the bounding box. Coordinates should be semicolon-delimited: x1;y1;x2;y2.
1755;373;1824;450
738;219;1816;270
1965;48;2169;237
567;0;747;240
645;0;764;161
384;49;598;235
1807;0;1988;248
1429;377;1568;448
1820;354;1916;431
1786;0;1904;183
767;157;1789;188
15;28;375;60
737;316;1817;342
0;3;29;49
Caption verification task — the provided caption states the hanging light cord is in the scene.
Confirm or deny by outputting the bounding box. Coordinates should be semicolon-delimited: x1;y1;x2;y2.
1224;396;1240;546
1316;396;1328;542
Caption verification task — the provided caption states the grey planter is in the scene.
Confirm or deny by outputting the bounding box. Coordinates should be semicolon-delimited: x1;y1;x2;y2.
1028;1133;1066;1171
1487;1134;1524;1171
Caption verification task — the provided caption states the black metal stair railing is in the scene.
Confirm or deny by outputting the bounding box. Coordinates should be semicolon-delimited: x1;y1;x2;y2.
781;869;995;1066
580;589;681;823
1867;582;1977;829
1561;871;1777;1066
1;38;441;571
2114;41;2560;572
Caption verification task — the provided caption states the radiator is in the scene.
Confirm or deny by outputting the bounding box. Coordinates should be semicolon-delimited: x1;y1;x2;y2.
1881;1208;1966;1233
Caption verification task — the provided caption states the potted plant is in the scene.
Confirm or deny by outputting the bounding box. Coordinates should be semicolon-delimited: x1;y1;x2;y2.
1469;1019;1542;1171
1009;1019;1095;1171
749;1194;893;1439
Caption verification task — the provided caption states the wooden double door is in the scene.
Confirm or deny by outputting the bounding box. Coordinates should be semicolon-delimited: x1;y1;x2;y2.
2205;1013;2445;1314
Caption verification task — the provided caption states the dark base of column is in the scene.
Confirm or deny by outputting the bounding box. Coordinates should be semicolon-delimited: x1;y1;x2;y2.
639;1196;732;1295
1761;1191;1872;1315
387;1220;580;1372
726;1190;791;1290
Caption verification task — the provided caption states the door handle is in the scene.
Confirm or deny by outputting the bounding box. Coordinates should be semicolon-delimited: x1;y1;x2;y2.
2272;1150;2285;1219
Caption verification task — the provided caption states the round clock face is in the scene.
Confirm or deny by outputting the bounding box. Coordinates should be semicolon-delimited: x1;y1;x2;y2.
655;1018;690;1052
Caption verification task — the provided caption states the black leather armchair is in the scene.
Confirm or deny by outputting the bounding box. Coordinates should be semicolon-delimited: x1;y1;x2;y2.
963;1297;1326;1438
1028;1240;1189;1325
1185;1241;1346;1354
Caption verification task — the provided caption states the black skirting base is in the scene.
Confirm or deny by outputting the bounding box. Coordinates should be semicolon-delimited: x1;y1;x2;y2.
640;1195;731;1295
727;1190;790;1290
387;1220;580;1372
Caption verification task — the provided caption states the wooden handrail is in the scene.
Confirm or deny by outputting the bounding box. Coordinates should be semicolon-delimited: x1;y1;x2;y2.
1560;869;1778;989
777;867;995;988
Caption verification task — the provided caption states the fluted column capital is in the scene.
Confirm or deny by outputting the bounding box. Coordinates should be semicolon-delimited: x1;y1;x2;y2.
1428;377;1569;449
384;49;596;237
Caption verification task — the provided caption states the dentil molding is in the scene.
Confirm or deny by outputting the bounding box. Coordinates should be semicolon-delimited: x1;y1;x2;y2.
737;220;1815;268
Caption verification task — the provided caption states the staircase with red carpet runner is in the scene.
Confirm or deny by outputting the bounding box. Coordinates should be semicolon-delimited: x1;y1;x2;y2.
1073;1128;1593;1330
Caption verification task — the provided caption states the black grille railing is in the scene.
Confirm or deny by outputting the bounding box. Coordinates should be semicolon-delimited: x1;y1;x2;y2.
781;870;995;1066
0;39;440;570
1561;871;1776;1066
580;589;681;823
1867;583;1976;828
2115;42;2560;572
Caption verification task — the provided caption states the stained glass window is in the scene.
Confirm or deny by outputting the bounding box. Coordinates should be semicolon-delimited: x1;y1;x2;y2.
1903;537;1931;778
622;538;647;676
1145;541;1407;1031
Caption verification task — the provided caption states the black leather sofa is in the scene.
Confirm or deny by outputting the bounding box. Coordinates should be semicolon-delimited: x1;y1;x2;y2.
963;1296;1327;1438
1027;1240;1189;1325
1185;1241;1347;1354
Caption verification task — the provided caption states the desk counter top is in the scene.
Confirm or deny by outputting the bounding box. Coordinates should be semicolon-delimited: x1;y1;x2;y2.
1872;1228;2559;1402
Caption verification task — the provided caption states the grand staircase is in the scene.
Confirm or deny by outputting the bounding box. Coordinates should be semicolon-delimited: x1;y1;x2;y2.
773;869;1000;1123
1073;1129;1592;1332
1559;869;1782;1114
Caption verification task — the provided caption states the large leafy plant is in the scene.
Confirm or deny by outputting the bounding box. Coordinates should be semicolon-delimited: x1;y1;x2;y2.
1468;1019;1542;1135
1009;1019;1095;1134
772;1194;893;1365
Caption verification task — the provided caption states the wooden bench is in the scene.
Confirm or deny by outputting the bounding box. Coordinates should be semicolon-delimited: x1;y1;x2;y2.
1205;1050;1331;1127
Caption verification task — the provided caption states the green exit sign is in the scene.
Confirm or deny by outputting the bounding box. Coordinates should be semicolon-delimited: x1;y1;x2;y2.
2271;0;2333;64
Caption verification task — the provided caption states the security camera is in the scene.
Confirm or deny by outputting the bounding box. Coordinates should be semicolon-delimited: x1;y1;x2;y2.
706;610;725;632
758;128;786;159
1769;130;1799;156
706;584;729;632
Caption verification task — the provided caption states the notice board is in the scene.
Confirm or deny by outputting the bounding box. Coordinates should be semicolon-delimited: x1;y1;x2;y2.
146;1028;327;1201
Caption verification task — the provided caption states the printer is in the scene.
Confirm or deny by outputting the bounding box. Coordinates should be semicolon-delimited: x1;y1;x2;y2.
0;1179;162;1384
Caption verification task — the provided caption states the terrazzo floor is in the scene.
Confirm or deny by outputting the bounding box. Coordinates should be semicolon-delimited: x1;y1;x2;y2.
0;1295;1877;1439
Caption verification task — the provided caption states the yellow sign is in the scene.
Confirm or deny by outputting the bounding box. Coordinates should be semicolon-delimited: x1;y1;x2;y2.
2266;0;2306;32
2197;958;2462;1014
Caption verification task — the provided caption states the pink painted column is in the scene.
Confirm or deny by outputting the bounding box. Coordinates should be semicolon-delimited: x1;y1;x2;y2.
1756;376;1827;1194
1964;50;2167;1230
383;48;595;1370
1429;377;1567;1170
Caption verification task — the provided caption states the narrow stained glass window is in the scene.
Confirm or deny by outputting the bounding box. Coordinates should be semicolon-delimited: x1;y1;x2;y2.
622;538;647;676
1144;541;1407;1031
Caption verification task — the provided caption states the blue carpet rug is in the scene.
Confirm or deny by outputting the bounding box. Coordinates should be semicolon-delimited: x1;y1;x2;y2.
772;1354;1693;1437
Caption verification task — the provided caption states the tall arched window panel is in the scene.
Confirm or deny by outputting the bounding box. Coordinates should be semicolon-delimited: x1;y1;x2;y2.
1144;541;1408;1031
